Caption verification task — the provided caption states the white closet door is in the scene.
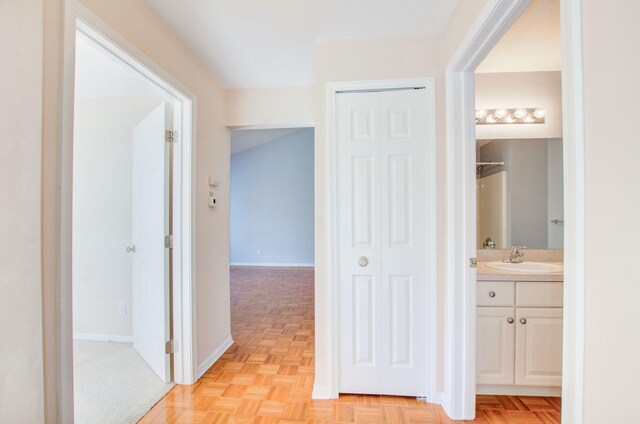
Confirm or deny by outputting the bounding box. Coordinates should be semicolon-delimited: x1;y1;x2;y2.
337;88;431;396
132;102;172;383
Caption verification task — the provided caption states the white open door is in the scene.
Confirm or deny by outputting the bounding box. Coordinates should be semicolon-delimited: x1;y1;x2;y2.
336;88;432;396
132;102;172;383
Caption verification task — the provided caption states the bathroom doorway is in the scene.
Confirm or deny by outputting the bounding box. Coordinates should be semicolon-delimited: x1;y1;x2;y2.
444;0;584;420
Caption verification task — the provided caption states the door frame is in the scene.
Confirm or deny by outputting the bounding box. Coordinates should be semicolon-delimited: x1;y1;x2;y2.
444;0;585;421
59;1;197;421
325;78;438;401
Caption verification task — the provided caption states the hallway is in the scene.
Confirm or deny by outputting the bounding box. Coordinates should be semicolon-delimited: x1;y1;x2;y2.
141;267;560;423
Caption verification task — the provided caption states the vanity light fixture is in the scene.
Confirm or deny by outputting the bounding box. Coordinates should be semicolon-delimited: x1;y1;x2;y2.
475;108;546;125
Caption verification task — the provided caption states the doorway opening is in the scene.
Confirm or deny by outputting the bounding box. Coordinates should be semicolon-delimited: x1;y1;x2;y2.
72;29;177;423
445;0;584;421
473;0;563;421
217;125;316;408
60;8;196;422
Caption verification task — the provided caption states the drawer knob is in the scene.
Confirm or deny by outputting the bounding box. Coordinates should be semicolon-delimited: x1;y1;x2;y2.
520;318;527;325
507;317;514;324
488;291;496;298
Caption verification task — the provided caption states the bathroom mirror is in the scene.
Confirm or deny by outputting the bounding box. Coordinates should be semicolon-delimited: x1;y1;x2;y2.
476;138;564;249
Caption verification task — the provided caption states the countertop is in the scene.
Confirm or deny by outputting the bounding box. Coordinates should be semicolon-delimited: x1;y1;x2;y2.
477;261;564;282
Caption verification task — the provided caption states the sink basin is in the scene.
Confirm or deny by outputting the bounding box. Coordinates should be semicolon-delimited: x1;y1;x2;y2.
486;261;563;274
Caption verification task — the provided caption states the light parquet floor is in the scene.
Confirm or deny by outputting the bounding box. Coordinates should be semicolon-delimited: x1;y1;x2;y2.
141;266;561;423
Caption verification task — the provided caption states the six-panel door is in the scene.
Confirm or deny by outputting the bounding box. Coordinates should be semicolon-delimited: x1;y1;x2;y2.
337;88;431;396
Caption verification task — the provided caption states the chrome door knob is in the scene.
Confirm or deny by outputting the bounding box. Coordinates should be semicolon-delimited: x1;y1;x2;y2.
489;291;496;298
126;245;136;253
358;256;369;267
520;318;527;325
507;317;514;324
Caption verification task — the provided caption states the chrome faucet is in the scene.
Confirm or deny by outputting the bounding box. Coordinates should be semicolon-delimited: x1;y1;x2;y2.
505;246;525;263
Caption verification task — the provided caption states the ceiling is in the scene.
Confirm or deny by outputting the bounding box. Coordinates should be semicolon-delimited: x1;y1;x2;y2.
75;34;170;99
477;0;560;73
231;128;309;155
140;0;459;88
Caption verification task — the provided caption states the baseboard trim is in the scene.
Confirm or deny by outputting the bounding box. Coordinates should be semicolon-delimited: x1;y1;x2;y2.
230;262;315;267
73;333;133;343
477;385;562;397
430;390;445;404
312;385;333;399
197;336;234;380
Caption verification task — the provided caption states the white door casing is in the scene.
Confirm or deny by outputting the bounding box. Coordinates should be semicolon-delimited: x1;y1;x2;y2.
336;87;432;396
132;102;172;383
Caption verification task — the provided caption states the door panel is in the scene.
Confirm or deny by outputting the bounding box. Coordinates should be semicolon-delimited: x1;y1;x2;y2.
337;88;432;396
477;307;515;385
132;102;172;383
515;308;563;387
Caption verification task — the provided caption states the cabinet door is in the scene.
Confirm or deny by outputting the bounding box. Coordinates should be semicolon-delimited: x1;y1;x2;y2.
477;307;515;385
515;308;563;387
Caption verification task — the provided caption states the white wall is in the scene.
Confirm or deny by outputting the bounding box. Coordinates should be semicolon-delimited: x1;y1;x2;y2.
226;86;315;128
475;71;563;140
72;96;165;339
582;1;640;422
0;1;45;422
230;129;314;265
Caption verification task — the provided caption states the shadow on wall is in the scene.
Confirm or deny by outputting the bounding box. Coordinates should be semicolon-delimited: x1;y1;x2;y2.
230;128;314;266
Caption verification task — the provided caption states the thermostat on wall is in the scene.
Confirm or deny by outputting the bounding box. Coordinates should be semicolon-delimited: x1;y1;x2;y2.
208;176;221;187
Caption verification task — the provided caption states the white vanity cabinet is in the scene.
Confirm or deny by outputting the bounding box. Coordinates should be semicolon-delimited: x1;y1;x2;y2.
477;280;563;394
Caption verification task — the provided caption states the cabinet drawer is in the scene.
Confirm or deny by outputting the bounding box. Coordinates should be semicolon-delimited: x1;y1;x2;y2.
478;281;515;306
516;282;563;307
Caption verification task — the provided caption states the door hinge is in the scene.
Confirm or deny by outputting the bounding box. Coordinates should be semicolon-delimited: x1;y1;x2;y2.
165;339;176;354
469;257;477;268
164;234;174;249
165;130;176;143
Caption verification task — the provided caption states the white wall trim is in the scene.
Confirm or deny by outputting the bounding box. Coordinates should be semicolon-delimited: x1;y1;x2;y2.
73;333;134;343
59;2;198;421
443;0;585;421
559;1;586;423
196;336;234;380
311;385;333;400
230;262;315;267
324;78;438;402
477;385;562;397
228;123;315;131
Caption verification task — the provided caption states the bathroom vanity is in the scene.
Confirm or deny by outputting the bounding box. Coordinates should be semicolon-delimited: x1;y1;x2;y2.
476;258;563;397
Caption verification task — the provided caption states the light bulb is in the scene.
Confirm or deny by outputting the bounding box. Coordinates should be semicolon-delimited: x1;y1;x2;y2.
485;115;497;124
504;114;516;123
475;109;487;119
524;114;536;123
514;108;528;119
494;109;508;119
533;108;546;119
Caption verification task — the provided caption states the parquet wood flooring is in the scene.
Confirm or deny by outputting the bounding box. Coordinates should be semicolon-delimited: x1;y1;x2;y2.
141;266;561;423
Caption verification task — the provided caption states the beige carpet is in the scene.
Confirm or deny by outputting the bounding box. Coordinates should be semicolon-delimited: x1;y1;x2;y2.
73;341;175;424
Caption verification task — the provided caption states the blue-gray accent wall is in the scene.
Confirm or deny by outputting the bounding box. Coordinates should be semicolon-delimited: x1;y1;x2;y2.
230;128;314;265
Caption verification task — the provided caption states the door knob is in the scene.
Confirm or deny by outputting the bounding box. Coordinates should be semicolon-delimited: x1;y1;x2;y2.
507;317;514;324
358;256;369;267
520;318;527;325
126;245;136;253
489;291;496;298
